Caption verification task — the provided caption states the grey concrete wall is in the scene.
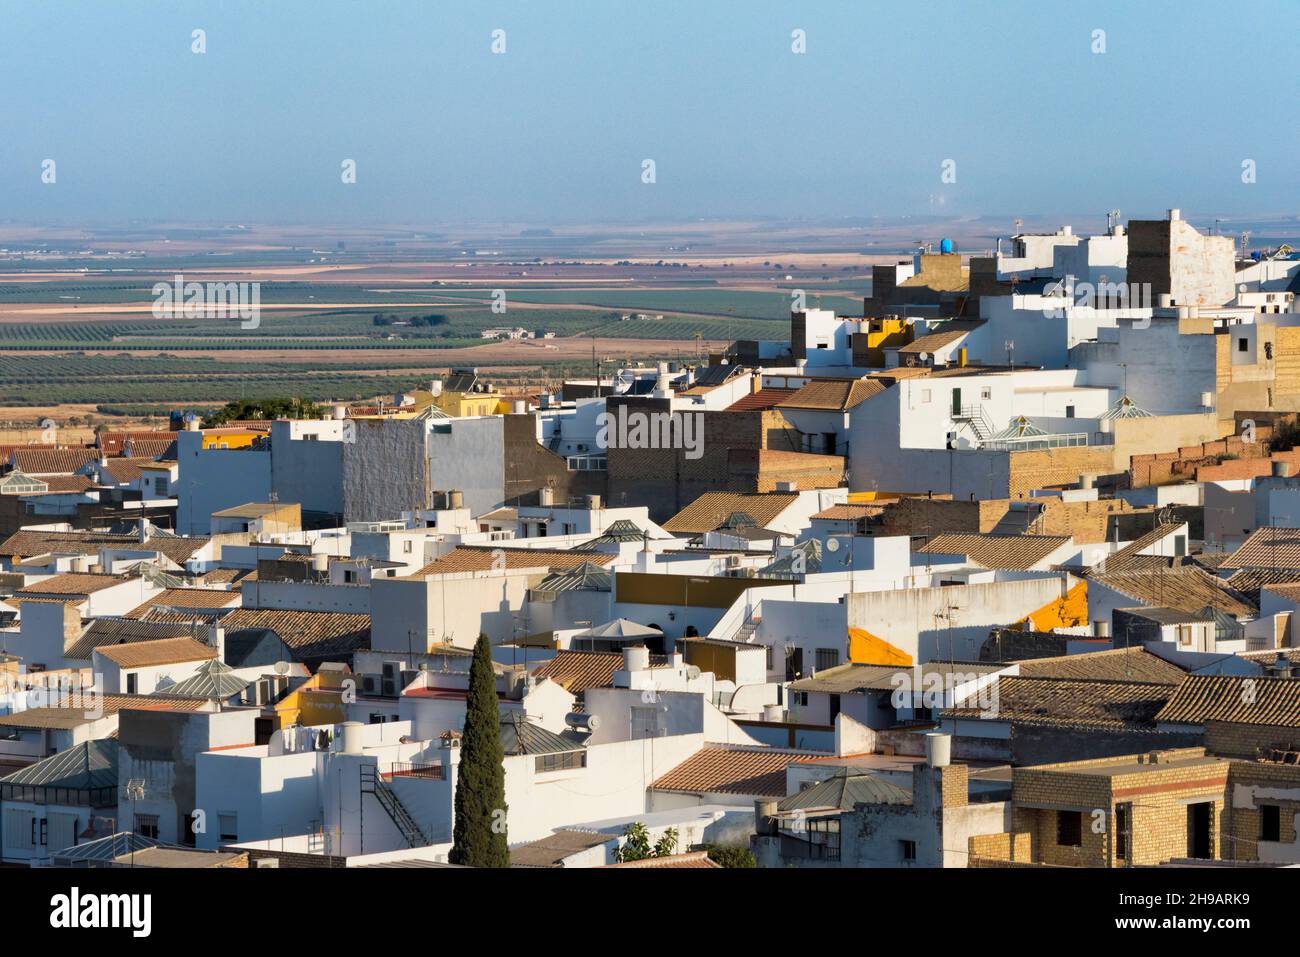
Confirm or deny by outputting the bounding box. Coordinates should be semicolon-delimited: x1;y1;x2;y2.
342;419;430;524
428;417;505;517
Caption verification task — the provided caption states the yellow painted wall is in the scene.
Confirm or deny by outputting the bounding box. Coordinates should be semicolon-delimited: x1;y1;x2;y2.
274;670;350;728
200;430;260;449
848;626;913;666
1012;579;1087;632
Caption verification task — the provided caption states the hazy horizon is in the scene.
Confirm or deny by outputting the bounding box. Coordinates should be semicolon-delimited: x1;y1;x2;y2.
4;0;1296;226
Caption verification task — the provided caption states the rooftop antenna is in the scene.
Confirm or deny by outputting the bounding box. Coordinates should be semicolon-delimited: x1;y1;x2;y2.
1106;209;1121;231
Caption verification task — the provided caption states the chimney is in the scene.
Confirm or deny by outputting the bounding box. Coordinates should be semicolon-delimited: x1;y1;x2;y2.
1273;460;1292;479
138;517;150;544
1168;208;1181;221
924;732;951;768
208;623;225;662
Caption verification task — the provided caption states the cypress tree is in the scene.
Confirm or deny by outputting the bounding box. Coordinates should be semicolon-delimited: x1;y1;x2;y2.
450;632;509;866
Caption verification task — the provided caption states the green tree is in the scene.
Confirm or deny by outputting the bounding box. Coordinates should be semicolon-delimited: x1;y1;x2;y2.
615;822;652;863
705;844;757;868
203;396;324;426
449;633;509;867
652;826;679;858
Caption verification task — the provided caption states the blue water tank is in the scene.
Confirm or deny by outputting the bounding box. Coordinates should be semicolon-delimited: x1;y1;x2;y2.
939;238;954;254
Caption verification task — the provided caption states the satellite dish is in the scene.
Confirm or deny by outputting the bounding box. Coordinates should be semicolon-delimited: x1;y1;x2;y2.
39;417;56;431
274;660;290;675
826;537;841;553
919;352;930;363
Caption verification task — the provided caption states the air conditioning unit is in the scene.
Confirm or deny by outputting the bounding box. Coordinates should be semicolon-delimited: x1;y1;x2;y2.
361;675;381;695
726;555;742;568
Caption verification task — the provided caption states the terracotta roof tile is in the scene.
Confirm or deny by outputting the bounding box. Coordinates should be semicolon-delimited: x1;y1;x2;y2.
1222;527;1300;571
123;588;240;619
775;379;885;411
1088;567;1256;618
411;547;615;577
17;573;129;597
921;533;1070;570
947;675;1181;730
725;388;799;412
663;492;799;535
1017;647;1189;684
10;448;98;475
1155;675;1300;728
652;745;820;798
532;649;667;697
94;636;217;669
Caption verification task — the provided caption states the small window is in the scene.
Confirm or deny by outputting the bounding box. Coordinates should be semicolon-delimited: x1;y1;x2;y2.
218;813;238;842
1056;810;1082;847
900;839;917;862
980;387;992;400
1238;338;1249;352
815;648;839;672
1065;405;1076;418
136;815;160;840
1261;804;1281;842
1115;803;1131;860
126;673;138;695
403;540;413;553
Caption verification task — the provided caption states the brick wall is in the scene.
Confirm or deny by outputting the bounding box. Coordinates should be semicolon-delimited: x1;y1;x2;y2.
1007;446;1117;499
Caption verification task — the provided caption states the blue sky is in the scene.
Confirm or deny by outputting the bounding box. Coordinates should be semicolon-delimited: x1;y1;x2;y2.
1;0;1295;224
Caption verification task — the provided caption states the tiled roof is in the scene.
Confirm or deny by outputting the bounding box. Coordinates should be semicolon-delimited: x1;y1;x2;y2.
1222;527;1300;570
411;547;616;577
1155;675;1300;728
10;448;98;475
94;636;217;669
790;661;1003;695
98;459;149;484
41;475;100;492
0;529;209;565
124;587;240;619
1088;567;1256;618
607;851;722;868
946;676;1180;730
17;573;128;597
651;745;820;798
920;533;1070;570
1225;569;1300;603
0;693;208;729
65;618;203;661
1016;647;1189;684
211;607;370;661
896;319;985;355
532;649;666;697
775;379;885;411
811;504;883;521
725;388;799;412
509;829;615;868
97;430;174;453
662;492;799;534
1097;523;1184;574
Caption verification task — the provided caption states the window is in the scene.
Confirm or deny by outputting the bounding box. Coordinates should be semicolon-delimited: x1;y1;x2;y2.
1065;405;1076;418
534;751;586;773
4;810;35;850
1238;338;1249;352
980;387;992;400
1056;810;1082;847
403;540;413;554
1261;804;1281;842
1178;625;1193;646
793;692;808;707
136;815;160;840
218;813;238;842
900;839;917;862
154;476;169;495
126;672;138;695
815;648;839;672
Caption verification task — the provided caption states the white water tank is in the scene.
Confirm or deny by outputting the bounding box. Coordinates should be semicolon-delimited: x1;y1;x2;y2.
924;732;951;768
763;704;784;722
340;721;365;755
539;487;554;507
623;645;651;671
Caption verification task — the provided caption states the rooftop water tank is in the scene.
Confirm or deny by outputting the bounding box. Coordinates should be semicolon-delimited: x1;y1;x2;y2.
939;238;954;254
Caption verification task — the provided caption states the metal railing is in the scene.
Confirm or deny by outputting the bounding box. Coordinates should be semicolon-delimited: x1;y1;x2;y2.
386;761;445;781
